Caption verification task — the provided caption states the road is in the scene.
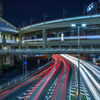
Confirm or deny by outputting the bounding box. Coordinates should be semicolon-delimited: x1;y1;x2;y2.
0;55;70;100
61;54;100;100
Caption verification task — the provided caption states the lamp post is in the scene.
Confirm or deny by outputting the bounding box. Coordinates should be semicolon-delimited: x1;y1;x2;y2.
43;14;49;48
22;39;27;76
30;18;36;25
77;26;80;100
24;45;27;76
71;23;86;100
43;14;49;24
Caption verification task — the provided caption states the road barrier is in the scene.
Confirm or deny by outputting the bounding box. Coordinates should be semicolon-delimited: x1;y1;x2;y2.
0;60;53;91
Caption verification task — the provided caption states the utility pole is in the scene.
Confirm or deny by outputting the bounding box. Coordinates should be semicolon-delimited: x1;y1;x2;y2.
22;21;25;27
42;14;49;48
43;14;46;24
30;18;36;25
0;2;3;17
43;14;49;24
63;9;66;19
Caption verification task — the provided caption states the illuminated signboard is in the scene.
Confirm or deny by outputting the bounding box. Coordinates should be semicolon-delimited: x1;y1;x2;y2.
87;3;94;12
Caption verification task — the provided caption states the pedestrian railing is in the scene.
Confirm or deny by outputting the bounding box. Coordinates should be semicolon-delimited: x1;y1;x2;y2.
0;60;53;91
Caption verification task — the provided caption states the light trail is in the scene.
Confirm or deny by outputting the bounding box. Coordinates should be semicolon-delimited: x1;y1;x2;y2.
61;54;100;100
24;55;61;100
0;55;71;100
0;58;54;99
51;55;70;100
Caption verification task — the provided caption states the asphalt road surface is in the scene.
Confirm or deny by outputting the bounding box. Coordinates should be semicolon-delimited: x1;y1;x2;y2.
0;54;70;100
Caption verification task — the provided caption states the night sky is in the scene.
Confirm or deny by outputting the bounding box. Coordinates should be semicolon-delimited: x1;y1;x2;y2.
0;0;97;27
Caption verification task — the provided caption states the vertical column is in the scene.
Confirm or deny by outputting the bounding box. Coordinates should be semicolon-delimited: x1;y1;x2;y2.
80;45;82;50
13;36;15;42
10;56;14;66
42;29;47;48
70;45;71;49
59;45;61;49
3;55;6;64
58;32;60;37
48;45;50;49
3;55;10;65
0;31;1;38
48;54;52;61
91;45;93;49
38;46;39;50
0;56;3;75
10;35;12;40
0;56;3;66
2;33;6;44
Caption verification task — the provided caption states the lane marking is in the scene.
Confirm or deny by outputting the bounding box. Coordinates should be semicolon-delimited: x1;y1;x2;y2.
49;89;51;91
49;95;51;98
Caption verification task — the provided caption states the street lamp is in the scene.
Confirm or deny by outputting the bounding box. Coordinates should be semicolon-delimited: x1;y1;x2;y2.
81;23;87;27
71;24;76;27
71;23;87;100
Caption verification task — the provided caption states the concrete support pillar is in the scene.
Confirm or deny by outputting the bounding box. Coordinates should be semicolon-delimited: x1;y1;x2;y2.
96;29;100;35
2;33;6;44
34;35;37;39
3;56;6;64
0;56;3;66
2;55;12;65
9;56;14;66
12;36;14;40
5;56;10;65
19;46;21;49
0;55;15;73
48;45;50;49
0;56;3;75
70;45;71;49
0;56;3;71
14;36;16;42
91;45;93;49
18;55;23;62
59;45;61;49
58;33;60;37
42;29;47;48
10;35;12;40
38;46;39;50
80;45;82;50
48;54;52;61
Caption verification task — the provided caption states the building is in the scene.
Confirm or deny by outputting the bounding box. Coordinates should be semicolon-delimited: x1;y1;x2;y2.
0;2;3;17
0;17;19;75
87;2;100;15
